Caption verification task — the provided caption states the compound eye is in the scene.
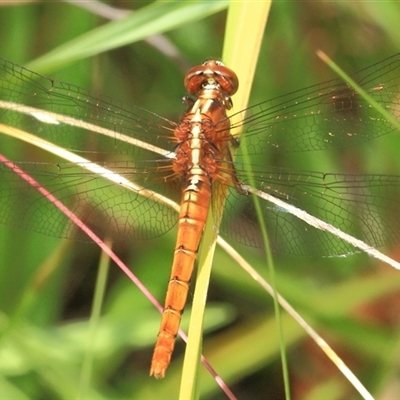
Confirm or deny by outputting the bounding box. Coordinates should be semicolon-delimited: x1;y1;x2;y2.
184;59;239;95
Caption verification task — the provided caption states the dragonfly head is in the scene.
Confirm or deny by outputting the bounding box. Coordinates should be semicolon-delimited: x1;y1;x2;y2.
184;59;239;98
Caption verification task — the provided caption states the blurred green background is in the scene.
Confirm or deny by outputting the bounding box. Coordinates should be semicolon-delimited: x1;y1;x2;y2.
1;1;400;399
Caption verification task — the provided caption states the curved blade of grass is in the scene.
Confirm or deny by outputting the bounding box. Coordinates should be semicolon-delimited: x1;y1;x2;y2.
26;0;228;74
222;1;272;112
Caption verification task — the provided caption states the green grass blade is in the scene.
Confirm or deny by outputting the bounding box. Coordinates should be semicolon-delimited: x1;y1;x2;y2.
26;1;228;74
77;242;111;399
223;2;292;399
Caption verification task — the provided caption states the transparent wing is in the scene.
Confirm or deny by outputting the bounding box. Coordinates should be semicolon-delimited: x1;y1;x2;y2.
0;57;182;241
226;53;400;153
0;159;180;241
0;57;177;157
219;166;400;256
1;56;400;255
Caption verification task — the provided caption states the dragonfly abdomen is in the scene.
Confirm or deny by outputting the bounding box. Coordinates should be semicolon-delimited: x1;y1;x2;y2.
150;171;211;378
150;59;238;378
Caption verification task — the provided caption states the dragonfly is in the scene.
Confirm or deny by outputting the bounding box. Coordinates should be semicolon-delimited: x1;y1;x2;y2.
1;54;400;378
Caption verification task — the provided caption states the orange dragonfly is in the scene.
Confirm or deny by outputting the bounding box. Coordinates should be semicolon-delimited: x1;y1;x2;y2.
1;55;400;378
